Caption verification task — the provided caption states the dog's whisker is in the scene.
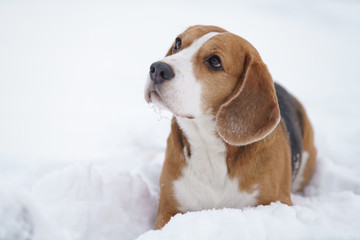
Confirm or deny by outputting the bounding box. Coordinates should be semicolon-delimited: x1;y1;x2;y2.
149;103;171;121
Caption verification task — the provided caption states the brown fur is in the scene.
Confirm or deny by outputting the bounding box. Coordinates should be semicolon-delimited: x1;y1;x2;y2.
155;118;187;229
154;25;316;229
215;56;280;146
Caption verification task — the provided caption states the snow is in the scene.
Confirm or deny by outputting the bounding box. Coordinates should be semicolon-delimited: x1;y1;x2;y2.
0;0;360;239
139;192;360;240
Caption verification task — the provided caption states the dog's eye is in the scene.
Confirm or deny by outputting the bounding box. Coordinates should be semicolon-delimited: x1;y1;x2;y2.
174;38;181;52
205;55;223;71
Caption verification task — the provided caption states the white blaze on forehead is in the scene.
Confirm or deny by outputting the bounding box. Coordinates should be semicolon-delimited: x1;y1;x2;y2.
176;32;220;56
159;32;220;117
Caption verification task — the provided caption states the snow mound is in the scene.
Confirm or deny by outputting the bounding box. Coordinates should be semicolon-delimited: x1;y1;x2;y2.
138;192;360;240
0;187;68;240
0;191;35;240
31;163;159;240
0;162;161;240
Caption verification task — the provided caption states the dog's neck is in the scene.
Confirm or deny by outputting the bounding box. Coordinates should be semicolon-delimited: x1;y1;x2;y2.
176;115;227;171
173;115;260;212
176;115;224;149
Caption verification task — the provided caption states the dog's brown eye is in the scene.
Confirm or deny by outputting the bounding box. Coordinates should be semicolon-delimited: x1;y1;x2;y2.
205;55;223;71
174;38;181;52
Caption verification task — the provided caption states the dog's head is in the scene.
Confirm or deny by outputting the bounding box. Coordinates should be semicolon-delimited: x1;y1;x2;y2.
144;25;280;146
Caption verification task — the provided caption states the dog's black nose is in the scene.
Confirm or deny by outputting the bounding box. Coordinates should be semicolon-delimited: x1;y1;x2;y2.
149;61;175;85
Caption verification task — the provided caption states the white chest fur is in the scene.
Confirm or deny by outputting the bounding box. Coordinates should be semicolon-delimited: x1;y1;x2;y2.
173;116;259;212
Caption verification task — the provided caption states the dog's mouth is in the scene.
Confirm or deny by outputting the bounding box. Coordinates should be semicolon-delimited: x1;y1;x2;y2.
145;88;195;119
147;90;168;109
144;82;172;111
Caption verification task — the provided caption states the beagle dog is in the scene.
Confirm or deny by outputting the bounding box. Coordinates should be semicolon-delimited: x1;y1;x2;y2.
144;25;317;229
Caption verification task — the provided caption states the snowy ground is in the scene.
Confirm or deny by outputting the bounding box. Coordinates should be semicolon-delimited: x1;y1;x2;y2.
1;0;360;239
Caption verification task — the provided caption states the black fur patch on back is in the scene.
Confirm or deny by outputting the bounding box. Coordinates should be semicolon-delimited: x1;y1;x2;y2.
274;83;303;179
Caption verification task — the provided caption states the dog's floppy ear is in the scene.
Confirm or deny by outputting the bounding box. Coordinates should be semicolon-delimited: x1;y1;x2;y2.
216;55;280;146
